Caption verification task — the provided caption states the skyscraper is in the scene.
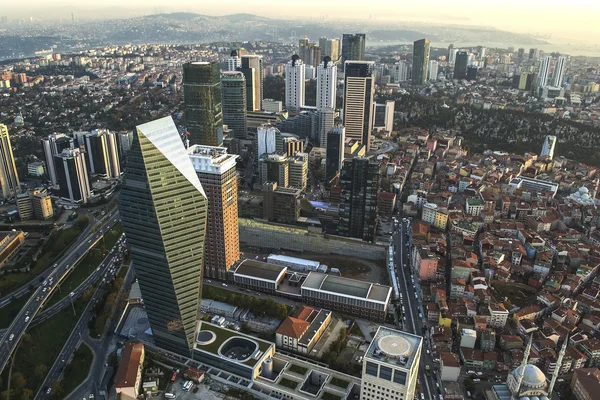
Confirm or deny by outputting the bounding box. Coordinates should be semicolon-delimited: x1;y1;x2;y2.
0;124;20;199
284;55;305;112
538;56;552;87
239;55;264;111
257;124;280;161
41;132;74;185
411;39;430;85
553;56;567;87
338;157;380;241
344;61;375;151
220;71;247;140
188;145;239;281
54;148;91;204
517;48;525;63
453;51;469;80
119;116;208;355
540;135;557;159
325;125;345;186
529;48;538;61
316;56;337;111
298;38;310;64
84;129;121;179
428;60;439;81
341;34;366;70
448;48;459;65
319;37;340;61
183;62;223;146
391;61;409;83
227;50;241;71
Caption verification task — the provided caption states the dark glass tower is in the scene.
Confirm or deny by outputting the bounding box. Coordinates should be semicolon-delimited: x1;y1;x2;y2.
221;71;247;140
325;125;345;186
338;157;380;242
183;62;223;146
119;116;208;355
411;38;431;85
454;51;469;80
341;34;366;70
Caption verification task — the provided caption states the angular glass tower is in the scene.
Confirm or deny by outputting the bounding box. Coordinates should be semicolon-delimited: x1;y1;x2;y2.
119;116;208;355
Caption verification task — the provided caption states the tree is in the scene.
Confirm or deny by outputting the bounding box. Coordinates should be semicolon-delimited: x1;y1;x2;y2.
11;372;26;390
82;286;95;302
51;381;64;398
35;364;48;379
21;388;34;400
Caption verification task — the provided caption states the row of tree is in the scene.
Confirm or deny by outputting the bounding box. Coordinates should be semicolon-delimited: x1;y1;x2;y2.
202;286;289;320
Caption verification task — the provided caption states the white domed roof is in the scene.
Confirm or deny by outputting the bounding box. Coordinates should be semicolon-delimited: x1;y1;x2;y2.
531;397;540;400
574;191;581;198
512;364;547;388
520;397;531;400
580;186;589;194
582;193;590;200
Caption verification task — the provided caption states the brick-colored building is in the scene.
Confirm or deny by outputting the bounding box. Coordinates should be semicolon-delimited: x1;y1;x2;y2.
115;343;145;400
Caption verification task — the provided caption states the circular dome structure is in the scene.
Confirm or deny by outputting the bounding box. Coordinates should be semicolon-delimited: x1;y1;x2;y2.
219;337;259;362
377;335;413;359
580;186;589;194
196;330;216;345
512;365;547;389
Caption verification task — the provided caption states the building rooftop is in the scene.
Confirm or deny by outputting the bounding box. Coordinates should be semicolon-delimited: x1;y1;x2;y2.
302;272;391;304
267;254;320;268
115;342;144;389
365;326;422;370
233;259;287;282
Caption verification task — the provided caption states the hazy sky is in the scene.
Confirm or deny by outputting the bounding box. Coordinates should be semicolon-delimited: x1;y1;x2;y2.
7;0;600;42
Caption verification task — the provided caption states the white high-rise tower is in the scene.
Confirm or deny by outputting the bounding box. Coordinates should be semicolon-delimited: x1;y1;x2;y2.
227;50;241;71
284;55;305;112
538;56;552;87
428;60;439;81
316;56;337;111
553;56;567;87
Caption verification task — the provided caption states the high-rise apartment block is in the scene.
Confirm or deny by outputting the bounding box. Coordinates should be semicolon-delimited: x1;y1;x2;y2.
325;125;345;186
428;60;439;81
361;327;422;400
0;124;20;199
119;116;208;355
239;55;263;111
316;56;337;111
391;61;409;83
341;34;366;70
42;133;74;185
411;39;430;85
553;56;567;87
84;129;121;179
227;50;242;71
188;145;239;281
221;71;247;140
183;62;223;146
538;56;552;87
17;189;53;220
338;157;380;241
54;148;91;204
453;51;469;80
284;55;305;112
344;61;375;151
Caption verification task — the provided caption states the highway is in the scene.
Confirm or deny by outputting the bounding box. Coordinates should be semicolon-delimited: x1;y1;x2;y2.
35;240;127;399
393;217;439;400
0;210;121;374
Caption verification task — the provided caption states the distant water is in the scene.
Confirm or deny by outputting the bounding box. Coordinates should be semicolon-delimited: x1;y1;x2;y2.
367;40;600;57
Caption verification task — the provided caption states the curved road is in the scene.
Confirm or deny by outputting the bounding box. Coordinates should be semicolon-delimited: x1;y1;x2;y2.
0;210;120;374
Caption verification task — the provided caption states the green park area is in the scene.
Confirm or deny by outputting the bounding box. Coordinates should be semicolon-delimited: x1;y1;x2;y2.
50;343;93;399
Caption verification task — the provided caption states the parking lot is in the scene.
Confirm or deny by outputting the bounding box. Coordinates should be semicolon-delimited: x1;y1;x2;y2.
164;378;224;400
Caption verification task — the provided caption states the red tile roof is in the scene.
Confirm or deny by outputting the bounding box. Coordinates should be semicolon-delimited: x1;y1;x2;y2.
276;317;309;339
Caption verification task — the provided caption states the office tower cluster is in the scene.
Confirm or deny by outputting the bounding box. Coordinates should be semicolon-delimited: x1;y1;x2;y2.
298;38;322;69
55;148;92;204
84;129;121;179
318;37;340;62
537;55;568;89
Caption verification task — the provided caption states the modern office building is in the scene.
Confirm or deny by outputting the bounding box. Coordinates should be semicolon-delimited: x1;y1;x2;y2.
338;157;380;242
41;133;74;185
325;125;345;186
344;61;375;151
454;51;469;80
411;39;430;85
0;124;20;199
282;136;304;156
257;124;281;161
284;55;305;112
538;56;552;88
316;56;337;111
239;55;263;111
319;37;340;61
227;49;242;71
84;129;121;179
262;182;301;224
301;272;392;322
259;153;289;187
119;116;208;355
466;66;478;81
391;61;409;83
361;327;422;400
448;48;459;65
16;189;53;220
188;145;240;281
428;60;439;81
317;108;336;148
373;100;394;132
54;148;91;204
183;62;223;146
341;34;366;70
117;131;134;161
553;56;567;87
288;152;308;190
220;71;247;140
540;135;557;159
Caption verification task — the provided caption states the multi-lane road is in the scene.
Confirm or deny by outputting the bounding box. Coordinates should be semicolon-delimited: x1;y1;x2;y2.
0;210;120;374
393;217;440;400
36;239;126;399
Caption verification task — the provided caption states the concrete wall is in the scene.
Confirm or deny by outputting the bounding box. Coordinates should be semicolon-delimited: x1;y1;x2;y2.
239;218;387;261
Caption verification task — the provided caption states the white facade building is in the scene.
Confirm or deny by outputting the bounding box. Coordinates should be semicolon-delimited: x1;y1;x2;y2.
257;124;279;161
316;57;337;111
428;60;439;81
553;56;567;87
540;135;557;159
284;55;305;112
391;61;409;83
422;203;438;225
361;327;422;400
538;56;552;87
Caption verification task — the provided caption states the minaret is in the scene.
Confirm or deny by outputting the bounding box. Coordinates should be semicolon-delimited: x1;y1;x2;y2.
514;334;533;399
547;335;568;398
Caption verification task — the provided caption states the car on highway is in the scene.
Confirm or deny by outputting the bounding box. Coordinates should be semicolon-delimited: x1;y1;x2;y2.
46;387;52;395
9;334;14;341
25;316;30;322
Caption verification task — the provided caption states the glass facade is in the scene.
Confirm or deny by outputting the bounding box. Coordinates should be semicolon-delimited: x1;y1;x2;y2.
119;117;208;355
183;62;224;146
221;72;247;139
412;39;431;86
